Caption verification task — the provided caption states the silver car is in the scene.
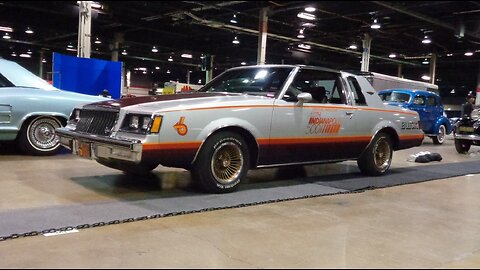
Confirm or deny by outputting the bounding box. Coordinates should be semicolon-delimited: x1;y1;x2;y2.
57;65;424;193
0;58;108;155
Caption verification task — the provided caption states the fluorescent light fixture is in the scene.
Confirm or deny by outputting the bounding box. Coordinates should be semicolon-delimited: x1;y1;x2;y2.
254;70;268;80
232;36;240;44
168;56;173;62
25;27;34;34
464;51;474;56
0;26;13;32
42;58;47;63
422;36;431;44
297;12;316;20
166;70;171;74
422;59;429;64
349;44;358;50
371;19;381;29
181;53;193;58
305;7;316;12
121;50;127;55
151;46;158;53
19;54;31;58
241;62;247;65
389;53;396;58
230;14;237;24
446;53;453;57
302;22;315;27
27;50;32;54
298;44;311;50
94;38;101;44
198;79;202;84
11;52;16;57
66;47;77;52
155;66;160;70
91;2;102;9
297;34;305;39
2;33;11;39
421;75;431;81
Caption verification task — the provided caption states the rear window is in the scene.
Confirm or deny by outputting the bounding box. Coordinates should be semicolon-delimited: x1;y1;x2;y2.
379;92;410;103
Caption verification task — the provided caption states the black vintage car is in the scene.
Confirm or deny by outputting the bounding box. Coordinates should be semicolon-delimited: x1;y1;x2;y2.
454;108;480;153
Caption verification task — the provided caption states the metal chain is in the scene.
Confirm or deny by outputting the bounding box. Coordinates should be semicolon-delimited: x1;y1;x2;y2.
0;190;354;242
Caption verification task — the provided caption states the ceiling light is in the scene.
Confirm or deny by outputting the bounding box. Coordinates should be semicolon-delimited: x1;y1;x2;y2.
94;37;101;44
27;50;32;54
371;19;381;29
422;58;429;64
422;36;431;44
121;50;127;55
11;52;16;57
155;66;160;70
66;47;77;52
0;26;13;32
297;12;316;20
464;51;474;56
298;44;311;50
389;53;396;58
67;43;74;48
42;58;47;63
230;14;237;24
91;2;102;9
421;75;431;81
2;33;11;39
446;53;453;57
198;79;202;84
302;22;315;27
181;53;193;58
19;53;31;58
166;70;171;74
241;62;246;65
232;36;240;44
25;27;34;34
305;7;316;12
168;56;173;62
151;46;158;53
349;44;358;50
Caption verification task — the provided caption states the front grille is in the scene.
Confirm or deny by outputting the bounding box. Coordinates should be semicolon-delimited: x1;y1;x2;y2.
75;109;119;136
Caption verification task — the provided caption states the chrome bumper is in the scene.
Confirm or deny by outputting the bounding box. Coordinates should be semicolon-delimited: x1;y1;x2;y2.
454;133;480;141
56;128;142;162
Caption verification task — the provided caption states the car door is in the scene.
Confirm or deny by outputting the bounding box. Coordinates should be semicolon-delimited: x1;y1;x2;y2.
266;68;357;165
410;94;432;132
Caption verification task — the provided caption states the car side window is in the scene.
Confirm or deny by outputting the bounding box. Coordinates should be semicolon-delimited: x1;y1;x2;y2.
284;69;343;104
413;95;425;105
347;77;366;106
426;96;436;106
0;73;14;87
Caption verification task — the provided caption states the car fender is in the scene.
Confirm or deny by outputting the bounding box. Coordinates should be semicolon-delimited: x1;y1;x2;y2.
433;116;453;135
370;120;400;149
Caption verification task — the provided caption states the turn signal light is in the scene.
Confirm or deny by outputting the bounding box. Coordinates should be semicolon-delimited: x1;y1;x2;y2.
150;116;163;133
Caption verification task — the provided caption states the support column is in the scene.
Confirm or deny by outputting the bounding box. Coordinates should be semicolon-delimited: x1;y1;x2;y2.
39;50;44;79
257;8;268;65
205;55;214;83
397;64;402;78
111;33;124;62
429;53;437;85
77;1;92;58
361;33;372;72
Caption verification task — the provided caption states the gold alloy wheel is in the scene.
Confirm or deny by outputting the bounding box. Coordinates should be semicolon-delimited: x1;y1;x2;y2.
373;137;391;172
211;142;244;185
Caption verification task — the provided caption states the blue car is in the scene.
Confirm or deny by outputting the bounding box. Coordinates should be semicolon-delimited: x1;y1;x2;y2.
378;89;452;144
0;58;109;155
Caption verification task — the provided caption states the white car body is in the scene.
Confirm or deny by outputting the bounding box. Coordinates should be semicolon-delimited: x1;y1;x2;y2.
57;65;423;193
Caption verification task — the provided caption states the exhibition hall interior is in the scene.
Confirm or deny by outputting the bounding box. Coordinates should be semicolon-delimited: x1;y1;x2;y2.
1;1;480;268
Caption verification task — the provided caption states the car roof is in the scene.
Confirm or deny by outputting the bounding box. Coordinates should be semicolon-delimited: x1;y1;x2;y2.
378;89;438;96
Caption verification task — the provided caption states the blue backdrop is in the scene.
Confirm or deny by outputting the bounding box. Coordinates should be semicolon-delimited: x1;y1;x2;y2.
52;53;122;99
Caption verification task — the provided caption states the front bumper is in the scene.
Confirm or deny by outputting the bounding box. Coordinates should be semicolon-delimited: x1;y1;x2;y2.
56;128;142;162
454;133;480;141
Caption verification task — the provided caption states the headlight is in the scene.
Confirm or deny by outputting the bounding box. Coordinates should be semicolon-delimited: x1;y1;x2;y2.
141;116;151;130
122;114;158;134
129;115;139;129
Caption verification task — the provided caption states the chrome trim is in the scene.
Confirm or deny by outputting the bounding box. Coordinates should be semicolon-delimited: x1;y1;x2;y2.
256;158;350;169
454;134;480;141
56;128;141;150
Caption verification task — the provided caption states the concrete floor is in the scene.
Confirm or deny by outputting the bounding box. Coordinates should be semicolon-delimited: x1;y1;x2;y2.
1;135;480;268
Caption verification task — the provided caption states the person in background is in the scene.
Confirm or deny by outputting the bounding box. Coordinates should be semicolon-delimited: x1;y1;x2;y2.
461;91;476;117
99;89;112;98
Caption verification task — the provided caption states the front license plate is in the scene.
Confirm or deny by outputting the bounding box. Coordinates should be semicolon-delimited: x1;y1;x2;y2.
459;126;475;133
78;142;91;158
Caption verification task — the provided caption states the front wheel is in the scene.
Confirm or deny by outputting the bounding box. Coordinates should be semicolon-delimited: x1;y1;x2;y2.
18;116;63;156
455;139;471;154
432;124;446;145
357;132;393;176
191;131;250;193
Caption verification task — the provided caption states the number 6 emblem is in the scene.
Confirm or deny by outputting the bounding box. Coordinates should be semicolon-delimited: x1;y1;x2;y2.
173;116;188;136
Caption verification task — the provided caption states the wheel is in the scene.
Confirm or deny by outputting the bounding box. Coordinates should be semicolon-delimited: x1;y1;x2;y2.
455;139;471;154
432;124;446;145
97;158;158;176
18;116;62;155
357;132;392;176
191;131;250;193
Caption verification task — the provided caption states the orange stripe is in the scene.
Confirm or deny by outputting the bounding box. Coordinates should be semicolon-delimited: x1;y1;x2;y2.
157;104;418;116
143;142;201;150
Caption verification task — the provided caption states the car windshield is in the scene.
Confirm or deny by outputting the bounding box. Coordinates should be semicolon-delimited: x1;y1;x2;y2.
0;59;57;90
199;67;293;97
379;92;410;103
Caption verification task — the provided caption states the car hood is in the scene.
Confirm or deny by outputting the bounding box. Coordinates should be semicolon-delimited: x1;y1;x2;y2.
86;92;274;112
1;86;109;103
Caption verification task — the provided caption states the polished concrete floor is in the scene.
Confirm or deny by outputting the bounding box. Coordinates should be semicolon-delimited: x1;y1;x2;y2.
1;135;480;268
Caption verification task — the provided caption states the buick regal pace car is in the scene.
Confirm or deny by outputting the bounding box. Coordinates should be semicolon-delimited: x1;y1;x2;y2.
56;65;424;193
0;58;108;155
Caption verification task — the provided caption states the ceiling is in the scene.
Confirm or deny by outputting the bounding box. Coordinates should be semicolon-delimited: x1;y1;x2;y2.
0;1;479;93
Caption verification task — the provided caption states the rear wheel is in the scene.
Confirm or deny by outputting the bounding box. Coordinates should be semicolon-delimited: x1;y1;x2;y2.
191;131;249;193
357;132;392;176
432;124;446;145
18;116;62;156
455;139;471;154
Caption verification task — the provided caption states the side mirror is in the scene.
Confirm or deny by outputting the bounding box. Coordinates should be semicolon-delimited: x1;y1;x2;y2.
296;92;312;106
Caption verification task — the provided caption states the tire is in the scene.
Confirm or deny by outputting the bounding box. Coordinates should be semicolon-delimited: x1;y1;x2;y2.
97;158;158;176
18;116;62;156
191;131;250;193
357;132;393;176
455;139;471;154
432;124;446;145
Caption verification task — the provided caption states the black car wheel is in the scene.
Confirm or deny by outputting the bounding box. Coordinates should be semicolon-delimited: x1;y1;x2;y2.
455;139;471;154
191;131;250;193
357;132;393;176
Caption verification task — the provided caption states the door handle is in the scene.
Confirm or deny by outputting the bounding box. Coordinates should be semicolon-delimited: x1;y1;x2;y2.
345;111;354;119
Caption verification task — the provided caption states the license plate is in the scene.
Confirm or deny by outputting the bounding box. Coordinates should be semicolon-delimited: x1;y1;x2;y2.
77;142;91;158
459;126;475;133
